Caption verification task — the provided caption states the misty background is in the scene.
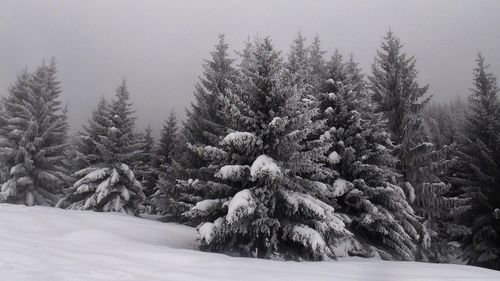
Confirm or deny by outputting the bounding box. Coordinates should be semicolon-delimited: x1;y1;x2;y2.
1;0;499;134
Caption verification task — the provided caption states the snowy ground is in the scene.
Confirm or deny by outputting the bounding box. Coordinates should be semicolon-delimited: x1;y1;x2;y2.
1;204;499;281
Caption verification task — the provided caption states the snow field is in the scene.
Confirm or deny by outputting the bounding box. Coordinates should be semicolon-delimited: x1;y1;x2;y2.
1;204;499;281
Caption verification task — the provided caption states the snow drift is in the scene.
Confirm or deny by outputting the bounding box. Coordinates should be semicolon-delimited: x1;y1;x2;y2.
0;204;499;281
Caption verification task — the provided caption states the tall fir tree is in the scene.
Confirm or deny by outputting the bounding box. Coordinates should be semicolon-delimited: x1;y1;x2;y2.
424;98;467;148
156;110;179;168
57;81;145;215
183;34;238;149
369;31;456;261
448;54;500;269
318;53;423;260
307;35;327;92
74;98;111;168
0;103;6;184
0;59;69;206
183;37;355;261
135;125;156;197
326;49;346;86
151;110;184;216
154;35;238;220
286;32;310;87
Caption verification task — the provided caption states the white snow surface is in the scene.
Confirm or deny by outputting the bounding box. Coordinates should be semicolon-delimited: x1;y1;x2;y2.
1;204;499;281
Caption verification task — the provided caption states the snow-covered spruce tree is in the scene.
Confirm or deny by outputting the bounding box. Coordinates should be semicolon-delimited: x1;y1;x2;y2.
156;110;179;168
286;33;329;97
369;31;431;144
153;35;238;221
325;50;346;86
369;31;456;261
307;35;327;92
185;37;354;261
135;125;156;197
0;103;6;185
183;34;237;149
0;60;70;206
57;81;145;215
74;98;111;168
286;32;311;87
447;54;500;269
151;110;184;216
318;53;423;260
424;98;467;148
324;50;364;93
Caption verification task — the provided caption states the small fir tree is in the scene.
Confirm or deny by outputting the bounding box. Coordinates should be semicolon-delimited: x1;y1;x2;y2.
151;110;185;217
57;81;145;215
307;35;327;91
135;125;156;197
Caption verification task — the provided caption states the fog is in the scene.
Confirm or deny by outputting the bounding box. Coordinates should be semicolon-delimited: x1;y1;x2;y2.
1;0;499;133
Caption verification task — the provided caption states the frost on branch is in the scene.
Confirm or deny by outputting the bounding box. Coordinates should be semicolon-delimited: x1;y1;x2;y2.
183;198;226;219
198;217;224;246
250;155;282;181
215;165;250;181
221;132;262;153
288;224;330;259
226;189;256;224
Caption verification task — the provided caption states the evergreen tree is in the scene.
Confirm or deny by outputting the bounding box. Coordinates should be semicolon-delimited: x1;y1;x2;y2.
183;34;237;148
307;35;327;91
324;51;364;93
0;59;69;206
75;98;111;168
369;31;455;261
286;32;310;87
448;54;500;269
0;103;6;185
151;110;184;216
369;31;430;143
344;54;365;93
425;98;467;148
154;35;237;220
286;33;329;97
326;50;346;87
185;37;354;261
135;125;156;197
57;81;145;215
156;110;178;168
319;55;423;260
109;80;140;163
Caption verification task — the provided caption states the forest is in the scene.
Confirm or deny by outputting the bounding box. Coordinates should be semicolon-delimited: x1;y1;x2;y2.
0;30;499;271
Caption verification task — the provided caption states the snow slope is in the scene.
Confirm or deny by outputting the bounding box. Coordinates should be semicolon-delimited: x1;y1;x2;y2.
1;204;499;281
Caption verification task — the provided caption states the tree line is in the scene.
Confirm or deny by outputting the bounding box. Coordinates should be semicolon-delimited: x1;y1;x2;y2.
0;31;499;269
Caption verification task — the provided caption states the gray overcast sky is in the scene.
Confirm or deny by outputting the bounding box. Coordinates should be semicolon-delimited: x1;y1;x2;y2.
1;0;500;134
